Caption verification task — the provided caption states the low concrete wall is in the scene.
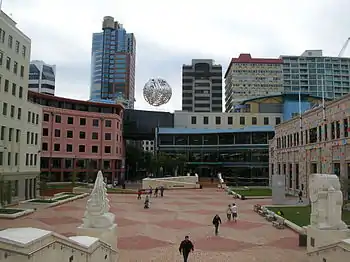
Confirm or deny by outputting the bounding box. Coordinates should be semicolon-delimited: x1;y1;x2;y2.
142;176;199;189
0;208;35;219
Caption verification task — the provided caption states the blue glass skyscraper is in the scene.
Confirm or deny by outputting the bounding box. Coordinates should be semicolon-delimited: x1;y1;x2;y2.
90;16;136;108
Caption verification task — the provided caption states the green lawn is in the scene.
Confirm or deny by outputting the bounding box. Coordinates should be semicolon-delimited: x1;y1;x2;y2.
231;187;272;196
29;199;57;203
267;206;350;226
0;208;24;214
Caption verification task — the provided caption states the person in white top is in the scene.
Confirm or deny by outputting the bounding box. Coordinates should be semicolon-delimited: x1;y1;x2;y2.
231;203;238;222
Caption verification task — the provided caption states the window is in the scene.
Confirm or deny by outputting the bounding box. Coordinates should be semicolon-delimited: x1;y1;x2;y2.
105;120;112;127
25;154;29;165
17;108;21;120
7;152;11;166
0;152;2;166
92;132;98;139
66;144;73;152
324;124;328;140
54;144;60;151
6;57;11;70
215;116;221;125
191;116;196;125
26;132;30;144
92;119;99;127
55;115;61;123
275;117;281;125
0;29;4;43
67;117;73;124
22;45;27;57
80;118;86;125
15;129;20;142
67;130;73;138
2;103;7;115
8;128;13;141
54;129;61;137
0;126;4;140
4;79;9;92
20;65;24;77
31;112;35;124
34;133;38;145
19;86;23;98
79;145;85;152
344;118;349;137
79;131;86;139
15;41;20;53
336;121;340;139
8;35;12;48
104;146;111;153
264;117;269;125
15;153;18;166
42;128;49;136
252;117;257;125
0;51;3;65
43;113;49;121
228;116;233;125
34;154;37;165
13;61;18;74
240;116;245;125
92;146;98;153
105;133;111;140
10;105;15;118
36;114;39;124
30;133;34;144
331;122;335;139
203;116;209;125
42;143;48;151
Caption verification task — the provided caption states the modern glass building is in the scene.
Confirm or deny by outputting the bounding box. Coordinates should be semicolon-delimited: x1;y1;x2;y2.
156;126;274;186
90;16;136;108
29;60;56;96
281;50;350;99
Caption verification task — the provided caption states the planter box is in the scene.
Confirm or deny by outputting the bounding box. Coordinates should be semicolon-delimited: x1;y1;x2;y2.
0;208;35;219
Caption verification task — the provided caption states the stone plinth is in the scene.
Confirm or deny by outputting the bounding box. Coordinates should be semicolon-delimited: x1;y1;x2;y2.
272;175;286;205
77;223;118;249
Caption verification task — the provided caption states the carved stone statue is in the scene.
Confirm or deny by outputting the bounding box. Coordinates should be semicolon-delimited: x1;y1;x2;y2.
82;171;115;228
217;173;224;184
309;174;347;230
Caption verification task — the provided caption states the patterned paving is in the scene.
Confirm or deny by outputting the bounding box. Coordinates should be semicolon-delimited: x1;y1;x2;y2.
0;189;308;261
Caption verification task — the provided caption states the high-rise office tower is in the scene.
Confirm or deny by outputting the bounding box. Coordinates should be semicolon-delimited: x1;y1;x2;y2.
280;50;350;99
28;60;56;95
90;16;136;108
182;59;222;112
224;54;283;112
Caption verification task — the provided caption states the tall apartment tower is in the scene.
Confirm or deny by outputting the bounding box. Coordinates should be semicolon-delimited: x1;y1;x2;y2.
0;10;42;202
225;54;283;112
280;50;350;99
28;60;56;95
90;16;136;108
182;59;222;112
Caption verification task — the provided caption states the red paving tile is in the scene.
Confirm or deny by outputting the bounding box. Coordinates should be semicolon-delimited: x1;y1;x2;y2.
205;201;229;206
53;206;84;212
37;216;81;226
167;201;196;206
118;235;171;250
195;236;256;252
267;236;300;250
115;218;142;227
154;219;205;229
221;220;265;230
188;209;217;215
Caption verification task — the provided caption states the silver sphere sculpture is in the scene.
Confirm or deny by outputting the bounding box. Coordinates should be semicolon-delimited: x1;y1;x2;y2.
143;77;172;106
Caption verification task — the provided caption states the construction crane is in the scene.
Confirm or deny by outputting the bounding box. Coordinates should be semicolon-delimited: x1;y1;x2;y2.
338;37;350;57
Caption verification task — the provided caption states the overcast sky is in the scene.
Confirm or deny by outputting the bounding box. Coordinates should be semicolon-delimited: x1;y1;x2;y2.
3;0;350;112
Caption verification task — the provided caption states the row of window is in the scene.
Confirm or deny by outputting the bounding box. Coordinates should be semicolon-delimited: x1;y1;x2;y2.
43;113;117;128
0;152;37;167
0;126;21;142
276;117;349;149
42;143;122;154
0;76;24;97
1;102;39;126
26;132;39;145
0;51;25;77
190;115;281;126
0;28;27;57
42;128;122;141
272;163;301;190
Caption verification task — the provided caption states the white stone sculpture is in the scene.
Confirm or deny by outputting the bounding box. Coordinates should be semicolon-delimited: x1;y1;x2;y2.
82;171;115;228
217;173;224;184
194;173;198;178
309;174;348;230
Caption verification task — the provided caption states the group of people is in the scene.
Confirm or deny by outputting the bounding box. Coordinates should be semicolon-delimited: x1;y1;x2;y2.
137;186;165;209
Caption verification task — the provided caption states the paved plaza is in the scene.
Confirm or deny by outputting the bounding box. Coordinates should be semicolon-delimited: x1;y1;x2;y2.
1;189;308;261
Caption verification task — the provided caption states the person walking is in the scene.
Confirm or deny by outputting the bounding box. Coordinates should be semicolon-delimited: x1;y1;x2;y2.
212;214;222;236
148;186;153;197
137;188;142;200
226;204;232;221
231;203;238;222
154;187;159;197
144;195;150;209
160;186;164;197
179;235;194;262
298;190;303;203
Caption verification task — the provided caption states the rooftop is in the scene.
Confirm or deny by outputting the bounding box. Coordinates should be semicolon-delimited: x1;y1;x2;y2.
157;126;274;135
69;236;99;247
0;227;51;245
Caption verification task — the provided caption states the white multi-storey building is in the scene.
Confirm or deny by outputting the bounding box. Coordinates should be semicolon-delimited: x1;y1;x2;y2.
29;60;56;95
0;10;42;203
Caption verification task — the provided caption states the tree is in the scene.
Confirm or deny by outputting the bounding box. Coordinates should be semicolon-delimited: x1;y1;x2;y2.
340;177;350;202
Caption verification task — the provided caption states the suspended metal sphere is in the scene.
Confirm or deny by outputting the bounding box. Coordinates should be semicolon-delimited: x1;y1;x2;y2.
143;77;172;106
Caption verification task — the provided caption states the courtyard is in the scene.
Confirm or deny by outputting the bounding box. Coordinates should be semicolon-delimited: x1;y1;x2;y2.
0;189;308;261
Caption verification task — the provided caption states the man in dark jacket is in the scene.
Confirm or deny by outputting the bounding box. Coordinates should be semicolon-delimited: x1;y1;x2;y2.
179;235;194;262
212;214;222;236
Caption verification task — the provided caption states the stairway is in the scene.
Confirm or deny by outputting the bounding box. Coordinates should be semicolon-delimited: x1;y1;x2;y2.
199;177;219;188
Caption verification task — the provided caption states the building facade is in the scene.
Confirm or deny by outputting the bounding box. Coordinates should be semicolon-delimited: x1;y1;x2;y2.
269;93;350;199
0;11;42;203
174;110;282;129
156;127;273;185
28;60;56;95
28;91;125;184
182;59;222;112
90;16;136;109
225;54;283;112
142;140;154;153
281;50;350;99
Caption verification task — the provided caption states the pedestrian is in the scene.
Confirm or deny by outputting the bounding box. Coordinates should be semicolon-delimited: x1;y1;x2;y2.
154;187;159;197
298;190;303;203
144;195;150;209
231;203;238;222
212;214;222;236
160;186;164;197
179;235;194;262
137;188;142;200
226;204;232;221
149;186;153;197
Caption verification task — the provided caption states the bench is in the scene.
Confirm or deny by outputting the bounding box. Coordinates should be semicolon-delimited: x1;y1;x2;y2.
272;217;285;229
